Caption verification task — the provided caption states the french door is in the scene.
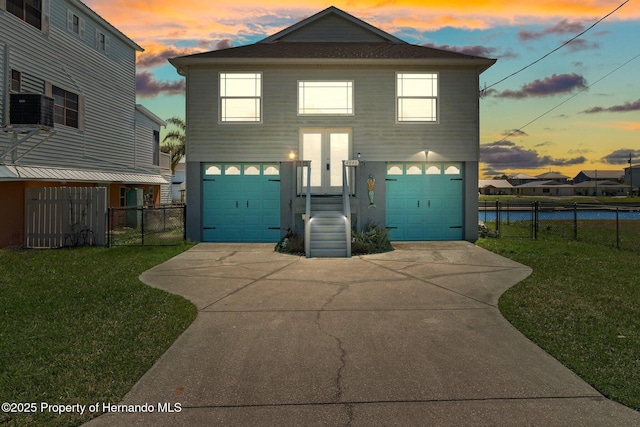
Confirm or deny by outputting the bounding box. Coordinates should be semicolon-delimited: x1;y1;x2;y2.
300;128;351;194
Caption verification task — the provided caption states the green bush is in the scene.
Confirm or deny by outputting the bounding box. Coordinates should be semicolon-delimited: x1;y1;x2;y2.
351;222;394;255
274;229;305;255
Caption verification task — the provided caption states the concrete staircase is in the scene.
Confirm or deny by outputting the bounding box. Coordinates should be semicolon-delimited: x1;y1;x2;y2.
308;197;349;258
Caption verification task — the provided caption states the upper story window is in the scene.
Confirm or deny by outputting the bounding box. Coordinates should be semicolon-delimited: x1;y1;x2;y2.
153;130;160;166
396;72;438;122
67;10;85;38
95;30;110;54
52;86;79;128
6;0;42;30
219;73;262;123
298;81;353;115
10;70;21;92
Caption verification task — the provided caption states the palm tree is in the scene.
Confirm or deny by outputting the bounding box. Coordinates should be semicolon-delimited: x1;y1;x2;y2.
161;116;186;174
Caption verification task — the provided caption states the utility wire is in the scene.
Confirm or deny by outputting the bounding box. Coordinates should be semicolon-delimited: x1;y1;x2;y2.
485;0;629;91
495;51;640;144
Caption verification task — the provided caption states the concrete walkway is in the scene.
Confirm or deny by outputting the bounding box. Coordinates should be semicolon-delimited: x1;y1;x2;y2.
86;242;640;426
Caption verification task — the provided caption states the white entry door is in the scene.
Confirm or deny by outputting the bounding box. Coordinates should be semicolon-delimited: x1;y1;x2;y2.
301;129;351;194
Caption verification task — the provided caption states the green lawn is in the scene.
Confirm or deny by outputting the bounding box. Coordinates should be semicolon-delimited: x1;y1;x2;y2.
0;244;197;427
477;236;640;410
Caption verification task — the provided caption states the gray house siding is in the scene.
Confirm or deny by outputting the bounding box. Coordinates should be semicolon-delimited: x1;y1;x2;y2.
186;65;481;162
277;14;389;42
183;64;482;242
175;7;493;245
0;0;140;172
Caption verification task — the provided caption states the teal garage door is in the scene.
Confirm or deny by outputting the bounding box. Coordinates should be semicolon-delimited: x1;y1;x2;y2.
202;163;280;242
386;163;463;241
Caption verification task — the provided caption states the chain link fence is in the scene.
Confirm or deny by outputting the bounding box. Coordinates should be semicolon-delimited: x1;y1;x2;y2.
479;201;640;252
108;204;185;246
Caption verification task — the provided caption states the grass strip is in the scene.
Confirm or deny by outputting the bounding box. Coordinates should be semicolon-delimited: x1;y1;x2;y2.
0;244;197;426
477;237;640;410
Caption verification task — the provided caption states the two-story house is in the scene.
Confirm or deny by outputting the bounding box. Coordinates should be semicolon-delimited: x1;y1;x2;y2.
170;6;496;256
0;0;168;247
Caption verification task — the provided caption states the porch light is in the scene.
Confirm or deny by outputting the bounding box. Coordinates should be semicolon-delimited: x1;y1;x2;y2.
289;151;297;160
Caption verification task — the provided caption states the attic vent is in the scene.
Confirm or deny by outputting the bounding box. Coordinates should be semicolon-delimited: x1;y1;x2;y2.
9;94;55;128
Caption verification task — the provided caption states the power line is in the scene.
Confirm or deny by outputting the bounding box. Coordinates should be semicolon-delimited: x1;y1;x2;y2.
494;51;640;144
485;0;629;91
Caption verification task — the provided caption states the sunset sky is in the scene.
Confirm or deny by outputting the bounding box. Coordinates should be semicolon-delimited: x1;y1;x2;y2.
83;0;640;179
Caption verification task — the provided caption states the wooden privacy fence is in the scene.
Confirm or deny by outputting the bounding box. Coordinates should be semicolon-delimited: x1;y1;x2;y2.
25;187;107;248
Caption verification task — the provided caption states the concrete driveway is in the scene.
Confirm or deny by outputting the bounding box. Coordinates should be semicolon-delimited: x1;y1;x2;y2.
86;242;640;426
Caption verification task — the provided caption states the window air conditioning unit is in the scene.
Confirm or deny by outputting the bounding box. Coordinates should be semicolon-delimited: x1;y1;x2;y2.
10;93;55;128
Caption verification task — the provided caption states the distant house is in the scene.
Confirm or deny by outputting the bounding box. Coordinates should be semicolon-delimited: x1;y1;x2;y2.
169;6;496;254
573;180;628;197
514;180;574;197
171;157;186;203
535;172;569;183
1;0;167;247
508;173;537;186
624;165;639;194
479;179;513;195
573;170;623;184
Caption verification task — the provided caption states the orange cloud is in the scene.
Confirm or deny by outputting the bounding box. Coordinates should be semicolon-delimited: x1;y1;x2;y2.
84;0;640;52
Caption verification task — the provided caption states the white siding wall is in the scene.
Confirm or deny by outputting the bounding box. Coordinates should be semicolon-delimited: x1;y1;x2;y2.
0;0;138;171
186;64;480;164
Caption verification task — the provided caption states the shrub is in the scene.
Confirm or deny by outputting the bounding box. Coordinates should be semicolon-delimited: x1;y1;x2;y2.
274;229;305;255
351;222;394;254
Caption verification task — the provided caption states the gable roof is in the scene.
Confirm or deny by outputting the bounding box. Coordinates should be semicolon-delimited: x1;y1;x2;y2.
260;6;405;44
170;6;496;71
535;172;569;180
575;170;623;180
479;179;513;189
69;0;143;51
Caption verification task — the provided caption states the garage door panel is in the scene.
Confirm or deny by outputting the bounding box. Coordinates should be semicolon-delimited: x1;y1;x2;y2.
386;162;463;241
202;163;280;242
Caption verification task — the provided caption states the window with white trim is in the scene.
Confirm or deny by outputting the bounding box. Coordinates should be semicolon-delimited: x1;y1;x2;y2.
67;10;85;38
396;73;438;122
219;73;262;122
95;29;110;54
298;81;353;115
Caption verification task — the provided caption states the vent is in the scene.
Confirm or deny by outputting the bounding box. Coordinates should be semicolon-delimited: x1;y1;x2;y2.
10;93;55;127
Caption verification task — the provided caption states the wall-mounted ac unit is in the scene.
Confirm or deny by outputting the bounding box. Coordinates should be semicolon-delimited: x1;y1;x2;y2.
10;93;55;128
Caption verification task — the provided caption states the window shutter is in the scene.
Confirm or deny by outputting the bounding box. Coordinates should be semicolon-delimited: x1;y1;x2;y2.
78;95;85;131
42;0;50;34
95;29;100;49
67;10;73;32
105;36;110;54
79;18;85;39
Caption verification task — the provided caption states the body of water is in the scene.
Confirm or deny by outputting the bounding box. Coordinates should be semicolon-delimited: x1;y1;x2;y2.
478;209;640;222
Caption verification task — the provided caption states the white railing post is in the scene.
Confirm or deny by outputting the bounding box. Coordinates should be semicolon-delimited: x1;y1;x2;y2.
342;161;352;258
304;161;312;258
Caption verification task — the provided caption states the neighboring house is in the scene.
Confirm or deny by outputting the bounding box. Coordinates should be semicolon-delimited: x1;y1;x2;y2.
513;180;574;197
508;173;537;186
573;180;628;197
573;170;623;184
135;104;171;204
0;0;167;247
535;172;569;183
479;179;513;195
169;6;495;254
624;165;639;194
171;157;186;203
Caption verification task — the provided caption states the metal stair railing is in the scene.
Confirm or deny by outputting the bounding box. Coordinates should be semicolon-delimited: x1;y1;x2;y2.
303;161;312;258
342;161;352;258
